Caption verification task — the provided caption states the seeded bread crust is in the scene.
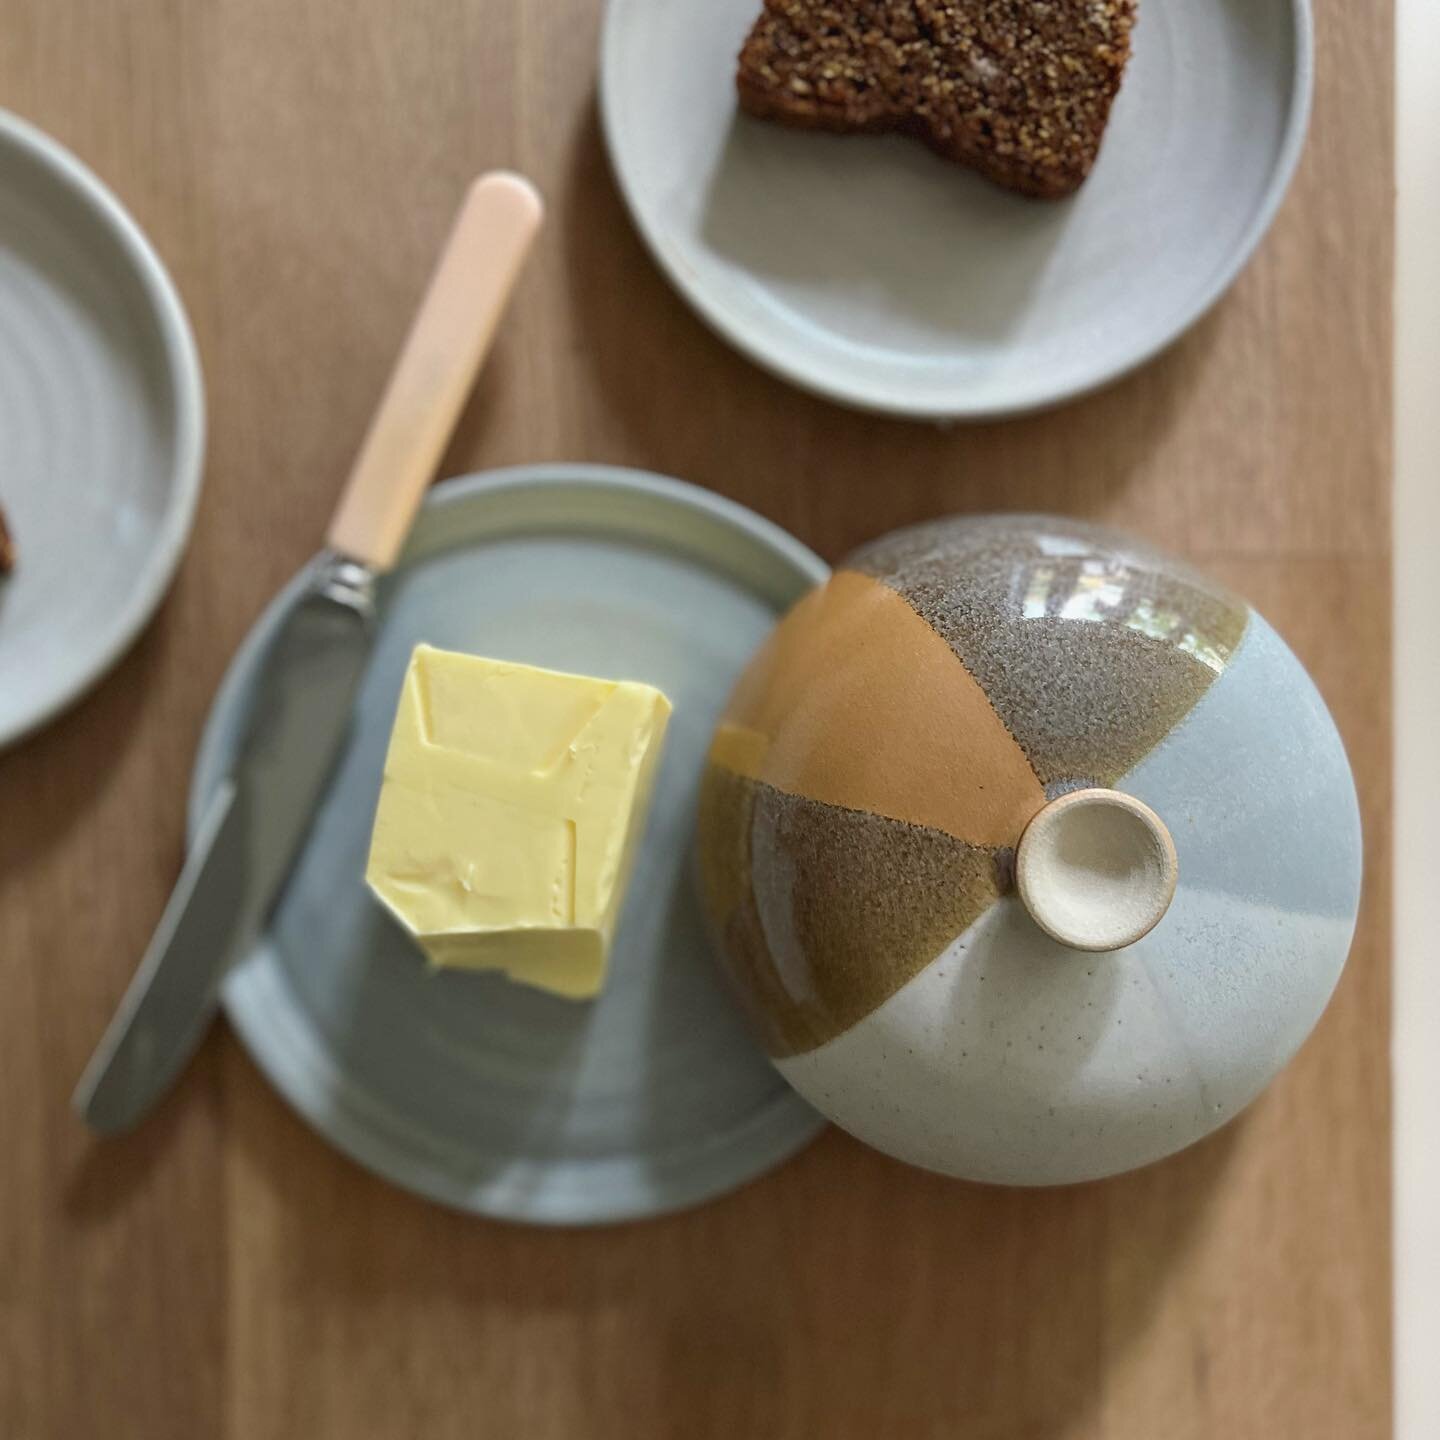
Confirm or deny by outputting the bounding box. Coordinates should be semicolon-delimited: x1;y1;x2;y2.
736;0;1137;199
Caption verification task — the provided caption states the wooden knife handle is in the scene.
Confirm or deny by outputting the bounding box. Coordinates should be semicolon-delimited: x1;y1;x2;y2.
326;172;543;572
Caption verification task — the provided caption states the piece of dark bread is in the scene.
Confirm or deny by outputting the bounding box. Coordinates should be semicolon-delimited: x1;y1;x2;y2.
736;0;1137;199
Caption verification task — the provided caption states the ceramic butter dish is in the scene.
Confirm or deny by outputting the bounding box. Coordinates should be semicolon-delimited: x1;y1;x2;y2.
696;514;1362;1185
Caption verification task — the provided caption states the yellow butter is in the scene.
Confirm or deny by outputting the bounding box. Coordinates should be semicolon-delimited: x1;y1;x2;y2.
365;644;672;999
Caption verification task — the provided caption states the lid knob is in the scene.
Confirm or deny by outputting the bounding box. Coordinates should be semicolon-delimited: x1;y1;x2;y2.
1016;789;1178;952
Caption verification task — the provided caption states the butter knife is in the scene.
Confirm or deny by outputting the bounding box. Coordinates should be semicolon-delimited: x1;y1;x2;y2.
74;172;544;1133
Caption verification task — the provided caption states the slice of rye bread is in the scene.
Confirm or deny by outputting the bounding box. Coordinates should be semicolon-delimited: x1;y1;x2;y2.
736;0;1138;199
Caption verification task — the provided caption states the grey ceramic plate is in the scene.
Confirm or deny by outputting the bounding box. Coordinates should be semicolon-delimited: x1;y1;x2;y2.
192;466;828;1224
0;110;205;746
601;0;1312;418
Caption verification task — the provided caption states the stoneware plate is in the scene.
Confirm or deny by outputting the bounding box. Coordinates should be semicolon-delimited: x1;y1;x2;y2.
601;0;1312;418
192;466;828;1225
0;110;205;746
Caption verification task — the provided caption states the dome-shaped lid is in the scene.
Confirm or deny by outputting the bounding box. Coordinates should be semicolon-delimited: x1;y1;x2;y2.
697;515;1362;1184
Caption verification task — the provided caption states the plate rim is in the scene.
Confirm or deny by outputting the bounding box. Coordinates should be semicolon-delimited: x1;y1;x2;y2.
598;0;1315;421
0;108;206;748
199;463;831;1224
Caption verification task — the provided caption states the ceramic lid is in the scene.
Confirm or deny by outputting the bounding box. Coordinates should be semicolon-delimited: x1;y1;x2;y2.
696;515;1362;1185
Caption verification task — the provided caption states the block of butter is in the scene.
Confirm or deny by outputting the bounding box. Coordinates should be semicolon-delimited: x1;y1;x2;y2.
365;644;672;999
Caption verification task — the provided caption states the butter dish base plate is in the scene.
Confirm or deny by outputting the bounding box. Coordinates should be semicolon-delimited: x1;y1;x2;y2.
192;466;828;1224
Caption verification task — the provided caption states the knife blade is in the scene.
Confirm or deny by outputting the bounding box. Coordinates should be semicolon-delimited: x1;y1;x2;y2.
74;558;374;1132
74;171;544;1133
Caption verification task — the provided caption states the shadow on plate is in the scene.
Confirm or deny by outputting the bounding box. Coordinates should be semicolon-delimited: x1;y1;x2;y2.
286;835;814;1221
698;114;1072;350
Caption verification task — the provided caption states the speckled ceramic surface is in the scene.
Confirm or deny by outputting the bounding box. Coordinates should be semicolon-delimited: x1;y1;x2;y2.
696;514;1362;1185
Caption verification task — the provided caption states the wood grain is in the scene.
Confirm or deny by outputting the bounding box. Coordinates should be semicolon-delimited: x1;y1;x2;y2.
0;1;1391;1437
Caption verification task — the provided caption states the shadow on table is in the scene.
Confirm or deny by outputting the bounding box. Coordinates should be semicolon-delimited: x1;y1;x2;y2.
215;1044;1238;1438
196;761;1239;1437
0;585;177;871
61;1059;220;1222
559;93;1227;564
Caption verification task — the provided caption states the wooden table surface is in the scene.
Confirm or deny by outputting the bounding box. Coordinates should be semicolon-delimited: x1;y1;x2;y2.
0;2;1392;1437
